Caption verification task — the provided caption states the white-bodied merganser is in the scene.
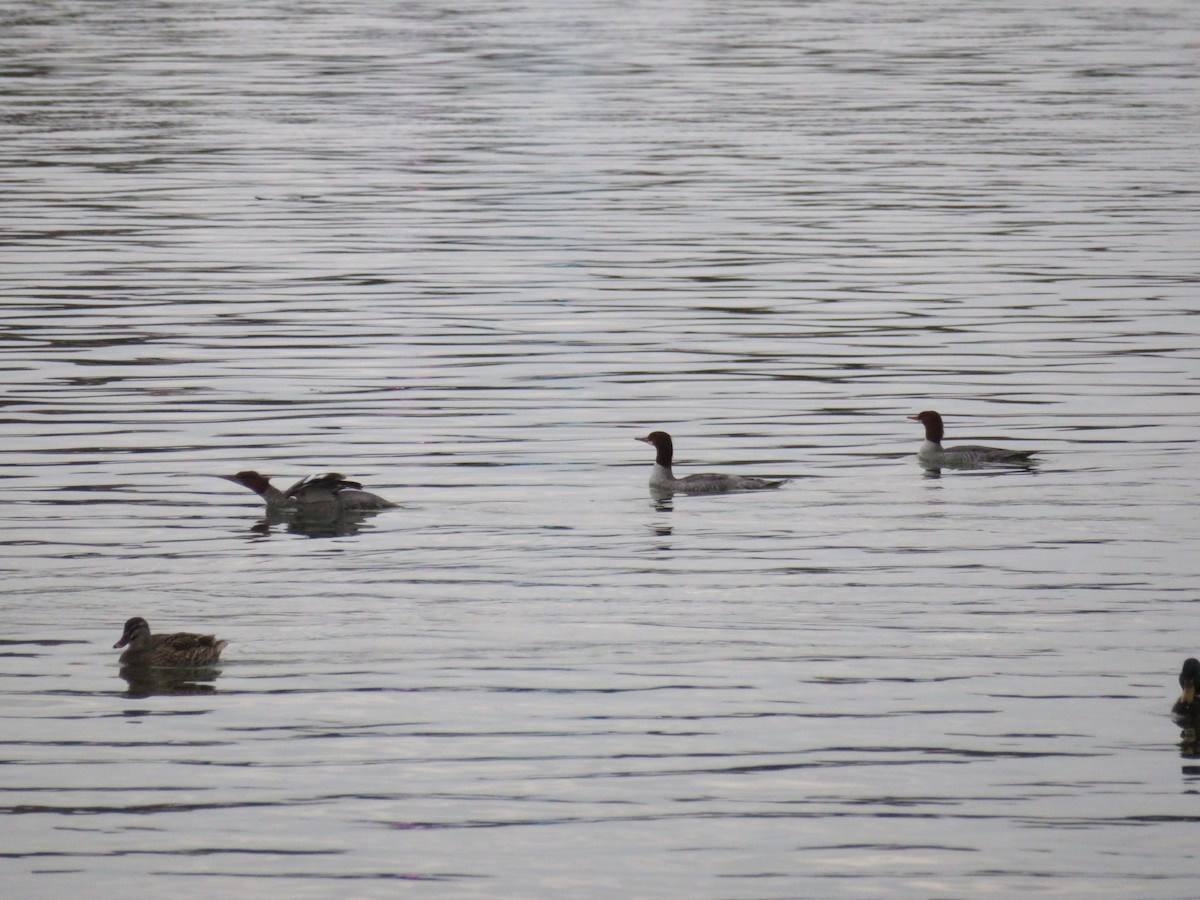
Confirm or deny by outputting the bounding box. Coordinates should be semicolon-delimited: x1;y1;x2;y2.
113;616;227;667
636;431;787;493
1174;658;1200;719
219;471;395;512
908;411;1037;468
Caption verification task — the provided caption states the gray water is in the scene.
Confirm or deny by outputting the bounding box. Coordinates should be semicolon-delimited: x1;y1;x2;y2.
3;0;1200;896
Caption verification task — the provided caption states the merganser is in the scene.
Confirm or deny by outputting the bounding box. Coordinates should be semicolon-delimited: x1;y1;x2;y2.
636;431;787;493
113;617;227;667
219;470;395;512
1174;658;1200;719
908;410;1037;468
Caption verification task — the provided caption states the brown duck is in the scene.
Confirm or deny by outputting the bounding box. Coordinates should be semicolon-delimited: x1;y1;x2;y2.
1174;658;1200;719
113;617;227;667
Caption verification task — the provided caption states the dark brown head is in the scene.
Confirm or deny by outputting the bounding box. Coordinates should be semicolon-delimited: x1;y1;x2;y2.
114;616;150;649
907;410;944;443
636;431;674;466
1180;658;1200;704
220;471;274;497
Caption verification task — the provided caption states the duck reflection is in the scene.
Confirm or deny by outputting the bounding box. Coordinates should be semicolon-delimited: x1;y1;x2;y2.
247;507;384;538
916;458;1039;478
120;664;221;698
1179;726;1200;759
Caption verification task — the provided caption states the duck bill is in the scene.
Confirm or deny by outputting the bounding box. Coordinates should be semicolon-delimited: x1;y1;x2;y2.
906;415;920;421
635;436;652;444
113;637;130;649
1184;683;1196;705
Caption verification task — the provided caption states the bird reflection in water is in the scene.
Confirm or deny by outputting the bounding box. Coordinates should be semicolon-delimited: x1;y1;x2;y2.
650;492;674;513
120;665;221;698
1178;727;1200;760
247;506;385;538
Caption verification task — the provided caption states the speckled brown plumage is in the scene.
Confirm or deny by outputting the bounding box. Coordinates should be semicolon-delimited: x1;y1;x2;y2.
112;617;227;667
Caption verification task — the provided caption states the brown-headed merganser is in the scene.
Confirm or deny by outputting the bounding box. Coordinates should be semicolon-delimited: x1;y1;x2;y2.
219;471;395;512
1174;658;1200;719
636;431;787;494
908;410;1037;468
113;616;227;667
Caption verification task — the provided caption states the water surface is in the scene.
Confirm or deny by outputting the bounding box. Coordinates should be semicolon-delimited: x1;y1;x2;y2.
3;1;1200;897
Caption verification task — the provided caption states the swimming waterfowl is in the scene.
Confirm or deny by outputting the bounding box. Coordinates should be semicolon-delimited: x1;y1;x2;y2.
1174;658;1200;719
219;471;395;512
636;431;787;494
908;410;1037;468
112;617;227;668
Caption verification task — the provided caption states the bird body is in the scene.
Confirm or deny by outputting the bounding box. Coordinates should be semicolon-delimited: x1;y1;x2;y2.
113;617;227;668
908;411;1037;468
636;431;787;494
220;471;395;512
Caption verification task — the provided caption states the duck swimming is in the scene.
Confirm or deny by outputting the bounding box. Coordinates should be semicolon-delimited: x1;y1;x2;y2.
636;431;787;494
112;617;227;668
220;471;395;512
1173;658;1200;719
908;411;1037;468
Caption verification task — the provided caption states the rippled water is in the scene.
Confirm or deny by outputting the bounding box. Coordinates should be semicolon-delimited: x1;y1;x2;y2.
3;0;1200;896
